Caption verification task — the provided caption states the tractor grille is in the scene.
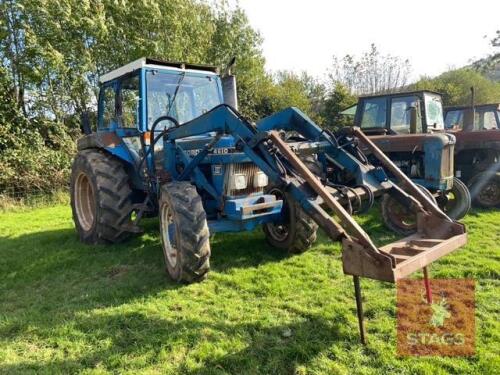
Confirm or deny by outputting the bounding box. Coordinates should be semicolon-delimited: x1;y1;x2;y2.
441;144;454;179
225;163;266;197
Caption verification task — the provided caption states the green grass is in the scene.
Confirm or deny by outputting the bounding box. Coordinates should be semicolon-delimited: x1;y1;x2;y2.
0;204;499;374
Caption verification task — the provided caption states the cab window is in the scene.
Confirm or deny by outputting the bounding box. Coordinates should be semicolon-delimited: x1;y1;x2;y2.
445;110;464;130
360;97;387;128
390;96;421;134
99;85;116;129
424;93;444;129
478;110;498;130
117;75;140;128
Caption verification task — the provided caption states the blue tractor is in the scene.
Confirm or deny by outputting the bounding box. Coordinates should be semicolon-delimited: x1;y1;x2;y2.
71;58;467;341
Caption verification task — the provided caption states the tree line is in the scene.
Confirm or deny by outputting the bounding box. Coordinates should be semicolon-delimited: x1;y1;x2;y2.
0;0;499;197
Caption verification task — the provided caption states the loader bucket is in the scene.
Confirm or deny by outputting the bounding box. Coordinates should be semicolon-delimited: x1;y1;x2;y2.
342;214;467;282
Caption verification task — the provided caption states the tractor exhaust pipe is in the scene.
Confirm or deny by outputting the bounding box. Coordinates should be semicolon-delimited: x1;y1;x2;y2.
222;57;238;110
470;86;475;130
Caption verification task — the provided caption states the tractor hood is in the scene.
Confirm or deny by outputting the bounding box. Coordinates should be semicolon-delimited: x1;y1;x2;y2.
362;133;455;153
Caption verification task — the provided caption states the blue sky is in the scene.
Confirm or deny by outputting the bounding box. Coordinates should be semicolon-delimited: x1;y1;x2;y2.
236;0;499;81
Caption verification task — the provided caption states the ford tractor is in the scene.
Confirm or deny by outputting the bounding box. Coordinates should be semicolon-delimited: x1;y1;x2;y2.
71;58;467;342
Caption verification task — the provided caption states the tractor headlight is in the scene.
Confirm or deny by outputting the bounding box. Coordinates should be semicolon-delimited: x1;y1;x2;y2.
253;171;268;188
229;173;247;190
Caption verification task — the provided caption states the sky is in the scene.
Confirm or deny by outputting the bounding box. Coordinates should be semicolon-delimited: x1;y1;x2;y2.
236;0;499;82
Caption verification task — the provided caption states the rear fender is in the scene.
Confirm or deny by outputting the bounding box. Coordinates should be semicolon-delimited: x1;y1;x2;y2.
77;132;135;164
76;133;144;190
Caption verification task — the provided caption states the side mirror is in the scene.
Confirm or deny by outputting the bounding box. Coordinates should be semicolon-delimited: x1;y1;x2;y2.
409;106;418;134
80;111;92;135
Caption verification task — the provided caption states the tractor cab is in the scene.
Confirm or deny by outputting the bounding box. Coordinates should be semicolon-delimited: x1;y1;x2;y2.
353;90;445;135
95;58;226;164
444;103;500;131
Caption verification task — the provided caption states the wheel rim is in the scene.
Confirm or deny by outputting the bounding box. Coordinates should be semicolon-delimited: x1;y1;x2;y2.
160;203;178;268
478;181;500;206
443;189;458;213
386;197;416;230
266;188;290;242
75;172;95;231
384;186;434;231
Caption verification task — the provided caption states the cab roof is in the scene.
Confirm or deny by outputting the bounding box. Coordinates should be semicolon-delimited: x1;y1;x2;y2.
357;90;443;100
444;103;500;111
99;57;219;84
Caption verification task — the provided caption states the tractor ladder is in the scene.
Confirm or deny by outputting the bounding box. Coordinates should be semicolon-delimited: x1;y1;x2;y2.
268;129;467;344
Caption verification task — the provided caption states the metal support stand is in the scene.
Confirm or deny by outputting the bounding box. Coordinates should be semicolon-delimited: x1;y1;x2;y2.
423;266;432;304
353;276;366;345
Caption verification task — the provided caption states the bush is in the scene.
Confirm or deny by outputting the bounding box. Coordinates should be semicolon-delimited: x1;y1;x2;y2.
0;70;75;197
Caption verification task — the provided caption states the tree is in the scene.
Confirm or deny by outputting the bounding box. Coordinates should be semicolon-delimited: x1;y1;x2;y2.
321;83;357;130
0;0;271;196
251;71;313;119
329;44;412;95
0;0;268;122
413;68;500;106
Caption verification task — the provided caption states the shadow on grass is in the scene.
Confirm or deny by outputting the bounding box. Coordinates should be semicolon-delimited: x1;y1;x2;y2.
0;307;353;374
0;214;354;373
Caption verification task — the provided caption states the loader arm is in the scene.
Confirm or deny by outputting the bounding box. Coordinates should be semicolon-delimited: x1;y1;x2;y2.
163;105;466;283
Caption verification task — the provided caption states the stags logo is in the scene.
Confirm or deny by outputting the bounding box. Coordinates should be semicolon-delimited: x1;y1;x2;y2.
397;279;475;356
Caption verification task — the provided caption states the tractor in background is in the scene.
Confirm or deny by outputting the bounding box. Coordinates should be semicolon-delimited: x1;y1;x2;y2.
444;100;500;207
71;58;467;342
351;91;471;232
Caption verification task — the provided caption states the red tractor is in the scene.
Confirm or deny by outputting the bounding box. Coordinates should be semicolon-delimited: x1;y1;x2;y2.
444;102;500;207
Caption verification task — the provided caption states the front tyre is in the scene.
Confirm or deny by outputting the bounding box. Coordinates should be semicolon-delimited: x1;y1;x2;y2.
438;177;471;220
263;187;318;253
159;182;210;283
70;149;136;244
381;184;437;236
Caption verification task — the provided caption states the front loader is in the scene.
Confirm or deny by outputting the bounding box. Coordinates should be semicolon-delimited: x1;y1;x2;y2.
71;58;467;342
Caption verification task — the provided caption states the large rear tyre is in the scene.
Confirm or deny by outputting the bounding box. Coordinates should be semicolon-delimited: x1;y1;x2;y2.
468;172;500;208
381;185;436;236
70;149;136;244
159;182;210;283
438;177;471;220
263;187;318;253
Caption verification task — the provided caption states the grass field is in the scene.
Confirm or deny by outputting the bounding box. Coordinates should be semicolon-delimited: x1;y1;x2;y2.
0;203;499;374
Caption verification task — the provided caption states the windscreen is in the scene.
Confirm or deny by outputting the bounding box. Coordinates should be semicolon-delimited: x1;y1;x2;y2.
445;110;464;130
146;70;222;129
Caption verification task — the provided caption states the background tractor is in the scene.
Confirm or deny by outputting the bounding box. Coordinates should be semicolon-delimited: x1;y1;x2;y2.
444;100;500;207
71;58;467;342
351;90;472;230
